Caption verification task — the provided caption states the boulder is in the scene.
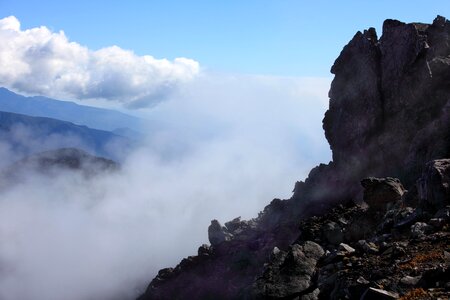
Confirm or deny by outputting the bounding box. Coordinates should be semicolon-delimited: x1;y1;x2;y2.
208;220;232;246
410;222;433;238
357;240;379;254
253;241;324;298
322;221;343;245
361;177;406;210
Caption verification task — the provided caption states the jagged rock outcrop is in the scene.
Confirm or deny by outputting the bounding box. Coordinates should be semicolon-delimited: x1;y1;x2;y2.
137;16;450;300
299;15;450;208
324;16;450;183
208;220;233;246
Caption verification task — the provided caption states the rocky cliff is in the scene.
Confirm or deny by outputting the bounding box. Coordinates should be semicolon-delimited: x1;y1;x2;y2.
137;16;450;299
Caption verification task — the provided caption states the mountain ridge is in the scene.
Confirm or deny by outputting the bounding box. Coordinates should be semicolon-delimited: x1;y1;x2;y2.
0;87;142;133
136;15;450;300
0;110;131;161
1;147;119;182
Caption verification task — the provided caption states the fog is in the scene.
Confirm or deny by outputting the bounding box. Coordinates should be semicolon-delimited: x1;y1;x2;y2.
0;73;331;300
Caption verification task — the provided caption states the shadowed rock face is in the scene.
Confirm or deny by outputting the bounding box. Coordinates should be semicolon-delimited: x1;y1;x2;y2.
322;16;450;196
137;16;450;300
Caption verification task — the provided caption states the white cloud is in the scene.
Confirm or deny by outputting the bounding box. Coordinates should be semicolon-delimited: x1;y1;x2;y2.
0;16;199;107
0;73;332;300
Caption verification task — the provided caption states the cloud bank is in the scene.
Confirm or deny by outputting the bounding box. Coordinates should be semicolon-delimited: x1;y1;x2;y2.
0;73;332;300
0;14;333;300
0;16;199;107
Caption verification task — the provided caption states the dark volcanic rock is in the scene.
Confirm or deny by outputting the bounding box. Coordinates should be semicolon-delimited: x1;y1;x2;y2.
321;15;450;201
361;287;399;300
361;177;406;211
417;159;450;210
322;221;343;245
137;16;450;300
253;241;324;299
208;219;233;246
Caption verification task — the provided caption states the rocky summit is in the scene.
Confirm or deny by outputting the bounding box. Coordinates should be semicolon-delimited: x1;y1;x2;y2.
137;16;450;300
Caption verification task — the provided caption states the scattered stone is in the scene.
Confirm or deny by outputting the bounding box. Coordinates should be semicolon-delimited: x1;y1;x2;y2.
410;222;433;238
381;243;407;259
361;287;399;299
357;240;379;254
272;246;281;256
357;276;370;285
338;243;356;255
322;221;343;245
400;275;421;286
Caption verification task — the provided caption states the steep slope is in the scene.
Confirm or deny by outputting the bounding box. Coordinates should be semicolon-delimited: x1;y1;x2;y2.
0;110;131;161
0;87;142;133
137;16;450;299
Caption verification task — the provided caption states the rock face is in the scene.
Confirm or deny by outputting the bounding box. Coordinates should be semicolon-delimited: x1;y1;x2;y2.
323;17;450;187
137;16;450;300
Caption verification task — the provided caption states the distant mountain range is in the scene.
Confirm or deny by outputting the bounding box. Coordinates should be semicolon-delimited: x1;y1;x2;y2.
2;147;118;181
0;87;142;133
0;110;131;161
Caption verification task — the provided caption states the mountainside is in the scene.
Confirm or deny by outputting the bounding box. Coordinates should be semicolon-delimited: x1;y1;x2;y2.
0;87;142;133
0;110;131;161
136;16;450;299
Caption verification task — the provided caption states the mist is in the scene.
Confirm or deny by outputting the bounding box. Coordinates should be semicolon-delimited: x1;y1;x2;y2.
0;73;331;300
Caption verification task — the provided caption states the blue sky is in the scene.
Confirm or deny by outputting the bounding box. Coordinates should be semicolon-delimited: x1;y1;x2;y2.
0;3;449;299
1;0;449;76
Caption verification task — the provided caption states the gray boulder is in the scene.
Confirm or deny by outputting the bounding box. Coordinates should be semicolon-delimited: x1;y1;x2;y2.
253;241;324;298
208;219;232;246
